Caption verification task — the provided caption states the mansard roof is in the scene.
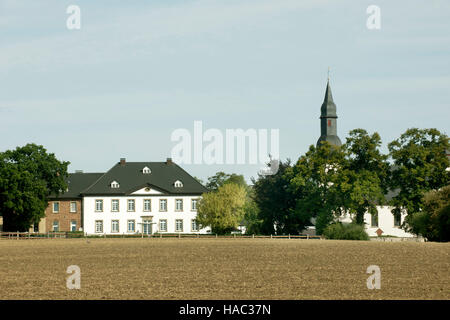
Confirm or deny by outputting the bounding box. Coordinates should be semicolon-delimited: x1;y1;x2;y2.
81;161;207;196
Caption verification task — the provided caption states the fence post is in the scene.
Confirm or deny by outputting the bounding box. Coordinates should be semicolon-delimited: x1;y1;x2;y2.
307;234;309;240
17;232;19;240
288;234;290;239
271;234;272;239
252;234;254;239
215;234;217;239
178;233;181;239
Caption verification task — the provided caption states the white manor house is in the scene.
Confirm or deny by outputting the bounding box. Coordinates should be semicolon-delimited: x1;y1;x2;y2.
42;157;210;235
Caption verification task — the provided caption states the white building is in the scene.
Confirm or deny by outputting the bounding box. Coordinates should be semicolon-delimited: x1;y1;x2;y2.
81;158;210;235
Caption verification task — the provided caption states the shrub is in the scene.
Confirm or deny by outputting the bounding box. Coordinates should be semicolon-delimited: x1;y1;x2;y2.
322;222;369;240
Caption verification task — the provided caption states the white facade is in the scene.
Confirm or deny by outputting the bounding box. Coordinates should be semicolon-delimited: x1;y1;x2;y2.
83;191;210;235
339;206;414;237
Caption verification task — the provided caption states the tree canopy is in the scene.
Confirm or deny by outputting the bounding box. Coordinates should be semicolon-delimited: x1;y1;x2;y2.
196;183;247;234
388;128;449;222
0;144;69;231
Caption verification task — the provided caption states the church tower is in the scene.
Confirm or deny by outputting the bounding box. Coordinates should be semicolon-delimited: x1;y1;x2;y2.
316;79;342;148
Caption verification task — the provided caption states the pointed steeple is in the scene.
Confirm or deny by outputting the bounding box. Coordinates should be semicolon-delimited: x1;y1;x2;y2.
316;79;342;148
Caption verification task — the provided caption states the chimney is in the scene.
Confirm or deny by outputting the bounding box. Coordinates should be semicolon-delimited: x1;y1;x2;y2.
166;158;173;165
75;170;83;174
120;158;126;166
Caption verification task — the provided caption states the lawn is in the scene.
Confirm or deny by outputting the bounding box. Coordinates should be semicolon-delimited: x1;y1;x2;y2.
0;238;448;299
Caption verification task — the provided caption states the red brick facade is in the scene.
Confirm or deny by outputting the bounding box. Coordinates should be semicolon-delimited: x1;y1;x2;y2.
44;200;82;232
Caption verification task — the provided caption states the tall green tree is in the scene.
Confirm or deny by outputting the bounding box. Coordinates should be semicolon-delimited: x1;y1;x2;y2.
251;160;298;234
341;129;389;225
0;144;69;231
196;183;247;234
388;128;449;224
288;143;347;234
405;185;450;242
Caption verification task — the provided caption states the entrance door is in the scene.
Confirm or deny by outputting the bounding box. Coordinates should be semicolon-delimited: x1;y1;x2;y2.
142;220;152;235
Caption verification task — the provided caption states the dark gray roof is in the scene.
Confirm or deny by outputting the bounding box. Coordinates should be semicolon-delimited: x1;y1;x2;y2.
51;172;103;199
320;80;337;118
82;161;207;195
317;135;342;147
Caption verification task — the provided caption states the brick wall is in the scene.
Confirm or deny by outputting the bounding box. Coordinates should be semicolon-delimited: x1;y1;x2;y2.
45;200;82;232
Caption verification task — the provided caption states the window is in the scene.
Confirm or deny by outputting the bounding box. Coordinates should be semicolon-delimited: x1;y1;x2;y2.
159;219;167;232
174;180;183;188
111;199;119;212
110;181;120;188
175;219;183;232
52;220;59;232
95;199;103;212
371;213;378;227
143;199;151;212
142;166;151;174
111;220;119;233
159;199;167;212
70;221;77;232
70;201;77;213
191;199;198;211
175;199;183;212
394;213;401;227
127;199;135;212
52;202;59;213
127;220;135;233
191;219;199;232
95;220;103;233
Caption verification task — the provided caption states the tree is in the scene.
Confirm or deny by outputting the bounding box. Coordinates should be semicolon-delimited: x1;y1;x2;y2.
196;183;247;234
341;129;389;225
405;185;450;242
0;144;69;231
242;187;262;235
251;160;298;234
205;171;247;191
388;128;450;224
288;143;347;235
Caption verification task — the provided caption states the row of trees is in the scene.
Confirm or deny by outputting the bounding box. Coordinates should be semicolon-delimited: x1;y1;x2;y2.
197;128;450;241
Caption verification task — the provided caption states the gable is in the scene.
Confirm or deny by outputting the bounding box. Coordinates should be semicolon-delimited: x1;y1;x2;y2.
130;186;164;195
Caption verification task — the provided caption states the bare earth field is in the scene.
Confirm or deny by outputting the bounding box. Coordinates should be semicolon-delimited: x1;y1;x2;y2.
0;238;448;300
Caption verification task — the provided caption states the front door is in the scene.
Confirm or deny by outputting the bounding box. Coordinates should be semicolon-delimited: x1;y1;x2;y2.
142;220;152;235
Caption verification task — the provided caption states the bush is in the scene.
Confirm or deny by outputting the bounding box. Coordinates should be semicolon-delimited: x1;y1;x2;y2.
322;222;369;240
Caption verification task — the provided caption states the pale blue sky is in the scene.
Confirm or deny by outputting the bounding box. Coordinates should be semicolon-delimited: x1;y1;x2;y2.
0;0;449;182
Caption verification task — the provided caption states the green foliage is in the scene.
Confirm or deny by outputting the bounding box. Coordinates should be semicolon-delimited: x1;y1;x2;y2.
196;183;247;235
388;128;449;231
405;185;450;242
341;129;388;224
322;222;369;240
0;144;69;231
205;172;247;191
251;160;301;234
288;143;347;235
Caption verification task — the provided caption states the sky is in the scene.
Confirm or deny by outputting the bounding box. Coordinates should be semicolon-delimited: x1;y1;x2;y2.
0;0;449;183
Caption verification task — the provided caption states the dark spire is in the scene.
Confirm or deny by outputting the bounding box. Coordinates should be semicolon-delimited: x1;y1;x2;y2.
316;79;342;148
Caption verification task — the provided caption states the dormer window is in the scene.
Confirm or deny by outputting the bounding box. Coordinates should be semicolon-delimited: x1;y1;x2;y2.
142;166;151;174
110;181;120;188
174;180;183;188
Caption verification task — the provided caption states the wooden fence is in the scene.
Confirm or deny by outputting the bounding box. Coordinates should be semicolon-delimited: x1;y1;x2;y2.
0;232;66;240
0;231;321;240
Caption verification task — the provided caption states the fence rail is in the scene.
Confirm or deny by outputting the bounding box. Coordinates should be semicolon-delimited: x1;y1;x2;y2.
0;231;321;240
0;232;66;239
